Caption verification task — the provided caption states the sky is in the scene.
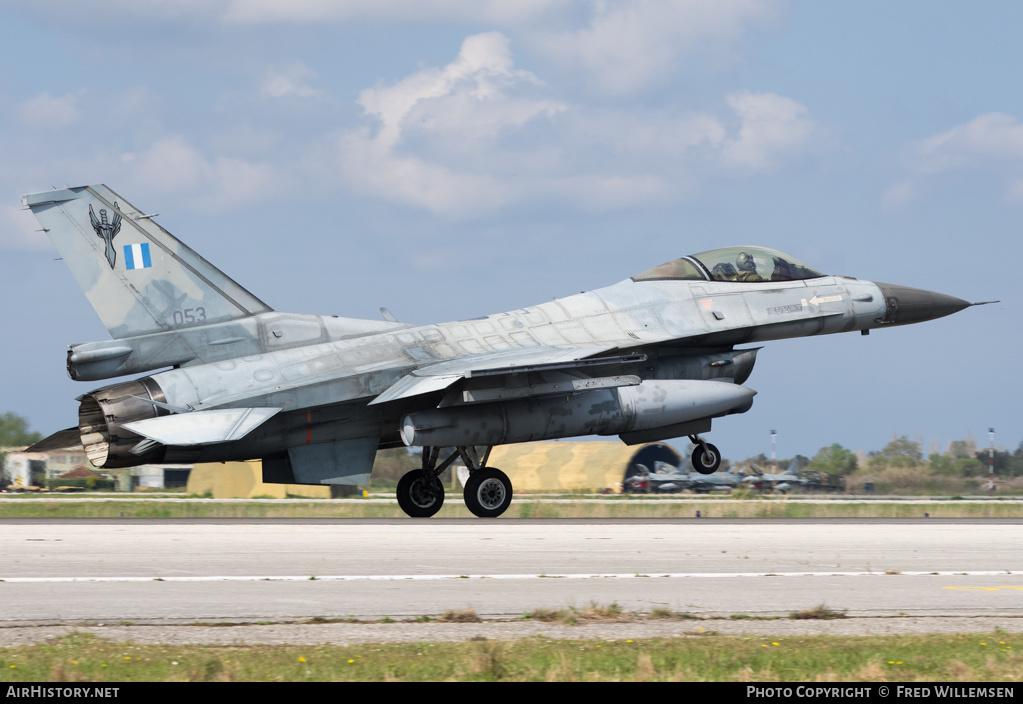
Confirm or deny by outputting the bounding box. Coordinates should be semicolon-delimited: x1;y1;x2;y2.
0;1;1019;464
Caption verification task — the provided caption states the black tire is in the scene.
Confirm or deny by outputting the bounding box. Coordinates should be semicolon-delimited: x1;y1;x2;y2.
691;444;721;474
396;470;445;518
463;467;513;518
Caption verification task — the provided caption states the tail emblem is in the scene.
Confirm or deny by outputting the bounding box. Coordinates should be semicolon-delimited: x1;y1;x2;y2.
89;202;122;269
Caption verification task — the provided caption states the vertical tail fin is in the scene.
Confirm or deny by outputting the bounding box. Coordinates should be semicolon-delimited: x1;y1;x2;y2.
22;185;272;339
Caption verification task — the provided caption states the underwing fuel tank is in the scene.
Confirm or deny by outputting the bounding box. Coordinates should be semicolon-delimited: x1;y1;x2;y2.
399;380;756;447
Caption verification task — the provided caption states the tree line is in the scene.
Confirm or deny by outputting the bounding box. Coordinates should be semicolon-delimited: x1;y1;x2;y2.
741;434;1023;485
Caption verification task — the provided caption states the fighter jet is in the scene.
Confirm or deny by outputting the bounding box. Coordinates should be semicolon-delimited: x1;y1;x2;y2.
743;465;807;493
686;466;742;494
624;460;694;493
647;460;695;493
22;185;988;518
645;459;745;494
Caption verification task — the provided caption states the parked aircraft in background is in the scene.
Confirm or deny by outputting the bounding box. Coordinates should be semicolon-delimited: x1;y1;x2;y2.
743;465;808;493
686;466;742;493
23;185;988;517
624;460;695;493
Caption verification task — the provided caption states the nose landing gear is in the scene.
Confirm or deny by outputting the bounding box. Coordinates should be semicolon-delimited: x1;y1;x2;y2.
689;435;721;475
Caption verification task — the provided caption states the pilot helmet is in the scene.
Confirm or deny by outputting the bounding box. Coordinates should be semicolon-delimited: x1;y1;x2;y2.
736;251;757;271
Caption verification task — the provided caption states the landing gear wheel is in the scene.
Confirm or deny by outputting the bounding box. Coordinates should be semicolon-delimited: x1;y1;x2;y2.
396;470;445;518
463;467;513;518
691;443;721;475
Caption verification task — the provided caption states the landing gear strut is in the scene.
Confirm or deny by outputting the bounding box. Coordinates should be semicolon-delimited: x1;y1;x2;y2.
396;445;513;518
689;435;721;475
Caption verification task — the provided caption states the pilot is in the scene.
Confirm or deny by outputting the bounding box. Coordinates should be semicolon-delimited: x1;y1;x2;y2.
735;252;764;282
710;262;737;281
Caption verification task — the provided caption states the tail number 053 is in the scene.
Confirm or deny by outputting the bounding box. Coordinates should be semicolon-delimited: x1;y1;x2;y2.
173;308;207;326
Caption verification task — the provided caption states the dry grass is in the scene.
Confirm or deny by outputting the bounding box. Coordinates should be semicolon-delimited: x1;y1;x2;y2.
791;604;848;620
634;653;654;681
946;658;975;680
467;641;506;678
524;603;631;625
855;660;888;681
440;609;481;623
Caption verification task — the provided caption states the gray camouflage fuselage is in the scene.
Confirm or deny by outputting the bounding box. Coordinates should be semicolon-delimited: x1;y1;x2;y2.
23;185;978;487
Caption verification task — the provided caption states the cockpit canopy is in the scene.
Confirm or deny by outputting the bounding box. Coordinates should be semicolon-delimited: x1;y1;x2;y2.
632;246;825;284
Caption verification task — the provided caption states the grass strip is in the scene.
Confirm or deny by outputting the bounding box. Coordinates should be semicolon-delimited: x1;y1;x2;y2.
0;631;1018;682
1;498;1022;519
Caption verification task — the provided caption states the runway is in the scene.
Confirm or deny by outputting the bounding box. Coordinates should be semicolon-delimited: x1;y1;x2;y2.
2;519;1021;632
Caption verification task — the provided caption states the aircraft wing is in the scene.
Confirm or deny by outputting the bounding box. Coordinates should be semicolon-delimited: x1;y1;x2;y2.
369;344;641;405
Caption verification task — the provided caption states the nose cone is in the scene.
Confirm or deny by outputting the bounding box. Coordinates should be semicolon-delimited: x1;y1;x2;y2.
874;282;972;326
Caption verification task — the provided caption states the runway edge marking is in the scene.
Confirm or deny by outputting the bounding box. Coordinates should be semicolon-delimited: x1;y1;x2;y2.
3;569;1022;583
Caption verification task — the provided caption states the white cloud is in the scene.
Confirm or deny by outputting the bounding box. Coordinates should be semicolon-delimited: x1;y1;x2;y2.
892;113;1023;205
121;136;277;210
909;113;1023;174
121;137;206;193
337;130;515;217
546;108;727;164
356;32;560;150
20;92;81;129
531;0;784;95
14;86;157;141
719;91;818;173
334;32;822;217
337;32;686;216
42;1;782;100
337;32;570;216
1;17;819;221
222;0;564;25
881;181;918;210
8;1;785;105
5;0;570;33
261;63;322;99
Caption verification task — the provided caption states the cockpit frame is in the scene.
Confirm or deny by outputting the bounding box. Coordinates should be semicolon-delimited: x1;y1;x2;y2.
631;246;826;284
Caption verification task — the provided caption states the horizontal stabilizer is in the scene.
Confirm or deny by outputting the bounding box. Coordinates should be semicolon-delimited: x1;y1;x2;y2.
25;427;82;453
122;407;281;446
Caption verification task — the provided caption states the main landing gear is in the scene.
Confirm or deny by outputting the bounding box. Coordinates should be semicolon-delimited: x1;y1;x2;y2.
689;435;721;475
395;445;513;519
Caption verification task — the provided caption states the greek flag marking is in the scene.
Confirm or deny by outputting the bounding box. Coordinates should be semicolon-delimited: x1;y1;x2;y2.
123;243;152;270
